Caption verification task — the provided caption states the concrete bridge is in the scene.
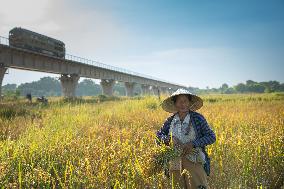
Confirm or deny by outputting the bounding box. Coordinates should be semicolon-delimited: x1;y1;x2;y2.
0;36;187;98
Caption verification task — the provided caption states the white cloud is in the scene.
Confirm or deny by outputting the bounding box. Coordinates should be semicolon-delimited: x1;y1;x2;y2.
0;0;130;85
0;0;51;34
0;0;128;56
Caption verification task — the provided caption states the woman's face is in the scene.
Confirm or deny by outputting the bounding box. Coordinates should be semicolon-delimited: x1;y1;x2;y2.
174;94;190;113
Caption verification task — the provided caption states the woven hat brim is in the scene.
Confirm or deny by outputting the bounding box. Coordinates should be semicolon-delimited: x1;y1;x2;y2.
161;94;203;113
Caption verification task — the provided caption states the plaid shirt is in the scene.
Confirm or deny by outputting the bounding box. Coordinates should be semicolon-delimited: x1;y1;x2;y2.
156;110;216;176
156;110;216;147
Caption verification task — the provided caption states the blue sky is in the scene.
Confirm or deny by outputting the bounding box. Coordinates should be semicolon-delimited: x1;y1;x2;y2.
1;0;283;88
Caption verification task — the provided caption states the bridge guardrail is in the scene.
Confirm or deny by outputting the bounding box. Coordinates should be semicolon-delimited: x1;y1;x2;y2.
65;53;168;83
0;35;182;87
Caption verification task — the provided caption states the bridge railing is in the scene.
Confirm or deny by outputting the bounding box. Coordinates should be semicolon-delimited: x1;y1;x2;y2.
65;53;167;83
0;35;182;87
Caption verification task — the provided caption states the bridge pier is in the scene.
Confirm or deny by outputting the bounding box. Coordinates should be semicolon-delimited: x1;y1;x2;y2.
160;87;166;95
124;82;135;97
151;86;160;96
59;74;80;98
162;87;171;95
100;79;115;96
141;84;151;96
0;66;7;97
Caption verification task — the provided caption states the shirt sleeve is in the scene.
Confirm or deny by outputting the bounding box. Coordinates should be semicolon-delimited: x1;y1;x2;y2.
155;116;173;146
191;114;216;148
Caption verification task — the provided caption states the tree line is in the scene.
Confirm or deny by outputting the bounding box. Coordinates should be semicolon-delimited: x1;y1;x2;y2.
2;77;141;97
2;77;284;97
189;80;284;94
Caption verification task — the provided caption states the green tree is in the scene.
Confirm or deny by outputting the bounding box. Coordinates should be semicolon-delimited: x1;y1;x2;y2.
246;80;257;86
262;81;281;92
234;83;247;93
224;87;236;94
76;79;101;96
220;83;229;93
17;77;61;96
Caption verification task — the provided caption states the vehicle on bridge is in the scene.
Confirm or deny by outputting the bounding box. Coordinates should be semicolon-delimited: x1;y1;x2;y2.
9;27;65;58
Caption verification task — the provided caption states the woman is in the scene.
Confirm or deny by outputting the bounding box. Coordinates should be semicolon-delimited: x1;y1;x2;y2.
156;88;216;189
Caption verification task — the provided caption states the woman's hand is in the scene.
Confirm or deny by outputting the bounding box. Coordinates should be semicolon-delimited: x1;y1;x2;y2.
181;142;194;156
171;137;194;155
172;136;183;148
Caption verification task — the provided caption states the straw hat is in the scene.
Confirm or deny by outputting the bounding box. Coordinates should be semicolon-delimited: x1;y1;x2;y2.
161;88;203;113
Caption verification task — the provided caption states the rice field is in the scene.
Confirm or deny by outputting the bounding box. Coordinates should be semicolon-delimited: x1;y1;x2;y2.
0;93;283;188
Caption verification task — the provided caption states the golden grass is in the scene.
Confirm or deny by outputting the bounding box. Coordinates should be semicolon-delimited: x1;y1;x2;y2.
0;93;283;188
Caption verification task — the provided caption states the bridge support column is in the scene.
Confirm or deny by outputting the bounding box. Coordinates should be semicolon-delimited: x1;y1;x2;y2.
100;79;115;96
160;87;169;95
0;66;7;97
152;86;160;96
124;82;135;97
165;88;171;95
59;74;80;98
141;84;150;96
